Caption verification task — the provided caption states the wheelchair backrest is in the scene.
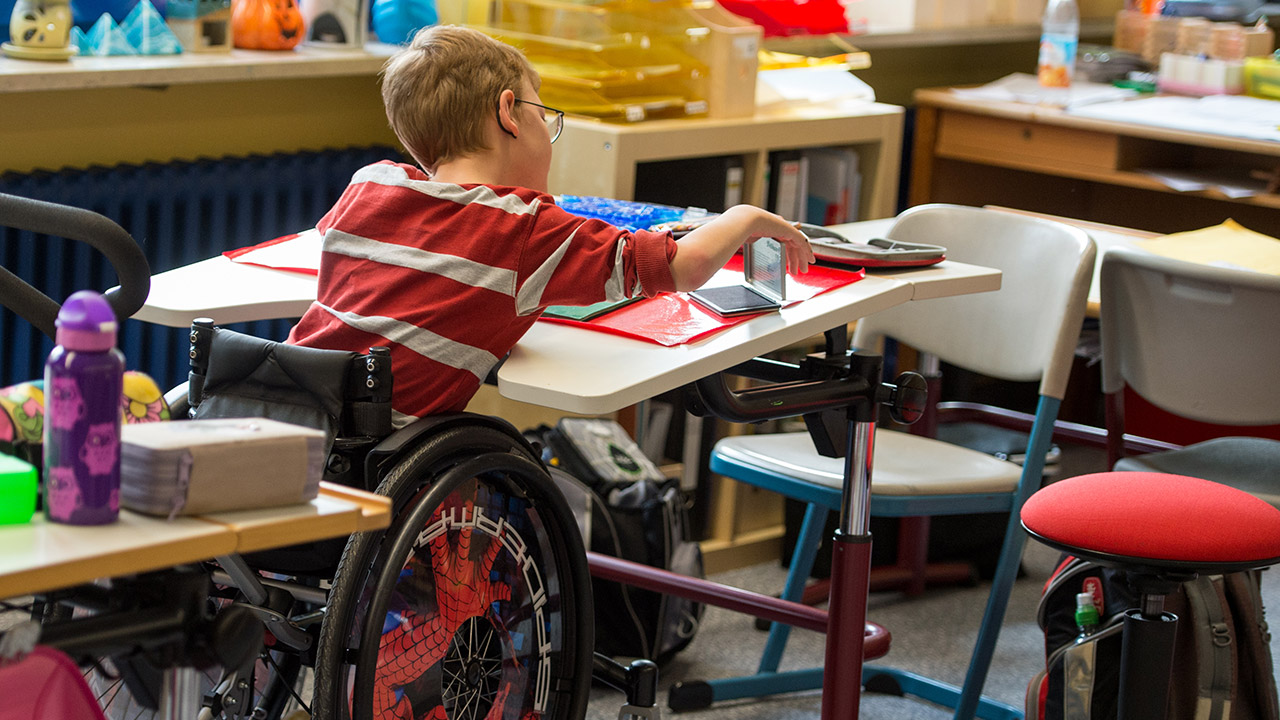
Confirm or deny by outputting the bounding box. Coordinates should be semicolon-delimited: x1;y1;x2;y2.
186;319;393;452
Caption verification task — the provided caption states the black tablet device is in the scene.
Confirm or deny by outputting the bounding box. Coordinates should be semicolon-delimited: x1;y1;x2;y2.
688;285;780;316
688;238;785;317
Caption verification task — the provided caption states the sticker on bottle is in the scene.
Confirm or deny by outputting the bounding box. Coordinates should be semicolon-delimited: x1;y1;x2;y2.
1038;33;1078;88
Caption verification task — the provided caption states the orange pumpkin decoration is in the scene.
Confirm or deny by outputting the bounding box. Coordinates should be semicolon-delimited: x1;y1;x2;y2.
231;0;305;50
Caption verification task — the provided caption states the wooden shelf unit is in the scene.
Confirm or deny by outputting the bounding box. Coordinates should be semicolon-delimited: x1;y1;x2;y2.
911;87;1280;236
549;99;906;221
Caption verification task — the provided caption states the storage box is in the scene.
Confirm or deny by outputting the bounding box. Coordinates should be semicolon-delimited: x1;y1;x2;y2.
0;454;37;525
1245;55;1280;99
120;418;326;517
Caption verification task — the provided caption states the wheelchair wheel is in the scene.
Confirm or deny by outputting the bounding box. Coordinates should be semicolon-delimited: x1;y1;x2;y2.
313;421;593;720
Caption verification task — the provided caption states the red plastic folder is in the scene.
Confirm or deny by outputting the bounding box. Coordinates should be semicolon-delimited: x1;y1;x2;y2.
539;258;865;346
223;229;321;275
226;233;866;346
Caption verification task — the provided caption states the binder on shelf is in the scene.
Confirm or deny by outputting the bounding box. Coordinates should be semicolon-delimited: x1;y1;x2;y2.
767;150;807;223
803;148;862;225
724;164;744;208
633;155;745;214
845;150;862;223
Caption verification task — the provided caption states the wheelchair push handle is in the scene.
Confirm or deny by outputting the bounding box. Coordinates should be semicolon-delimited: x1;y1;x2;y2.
0;192;152;340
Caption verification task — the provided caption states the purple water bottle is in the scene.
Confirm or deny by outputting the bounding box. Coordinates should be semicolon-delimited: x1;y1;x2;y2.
43;290;124;525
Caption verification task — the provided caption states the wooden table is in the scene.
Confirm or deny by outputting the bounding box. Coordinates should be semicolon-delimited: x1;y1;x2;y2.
0;482;390;599
910;87;1280;237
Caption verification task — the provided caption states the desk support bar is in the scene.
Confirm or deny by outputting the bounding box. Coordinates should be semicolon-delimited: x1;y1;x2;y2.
842;420;876;536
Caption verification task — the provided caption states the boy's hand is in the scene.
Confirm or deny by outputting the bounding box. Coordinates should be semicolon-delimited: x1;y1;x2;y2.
745;216;814;274
670;205;817;291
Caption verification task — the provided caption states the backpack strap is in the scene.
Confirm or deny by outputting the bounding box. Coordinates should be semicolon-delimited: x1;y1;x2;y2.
1184;575;1234;720
1224;571;1280;720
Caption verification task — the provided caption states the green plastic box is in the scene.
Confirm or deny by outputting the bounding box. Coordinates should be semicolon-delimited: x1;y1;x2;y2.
0;454;37;525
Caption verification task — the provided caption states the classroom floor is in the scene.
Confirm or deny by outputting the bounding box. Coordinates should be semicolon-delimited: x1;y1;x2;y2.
585;445;1280;720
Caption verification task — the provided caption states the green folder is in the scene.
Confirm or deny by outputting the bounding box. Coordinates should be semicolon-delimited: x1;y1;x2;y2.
542;296;642;321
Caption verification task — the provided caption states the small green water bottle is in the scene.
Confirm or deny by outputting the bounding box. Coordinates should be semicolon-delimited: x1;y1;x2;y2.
1075;591;1100;641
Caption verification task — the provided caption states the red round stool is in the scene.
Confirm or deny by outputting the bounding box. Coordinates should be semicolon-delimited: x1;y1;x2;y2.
1021;471;1280;720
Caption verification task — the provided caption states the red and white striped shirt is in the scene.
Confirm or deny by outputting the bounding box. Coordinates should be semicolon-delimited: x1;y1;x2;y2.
288;161;678;427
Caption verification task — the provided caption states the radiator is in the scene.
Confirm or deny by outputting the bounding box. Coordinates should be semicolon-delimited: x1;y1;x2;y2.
0;146;398;391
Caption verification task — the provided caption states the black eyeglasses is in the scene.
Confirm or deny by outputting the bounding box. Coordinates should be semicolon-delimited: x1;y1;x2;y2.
514;99;565;144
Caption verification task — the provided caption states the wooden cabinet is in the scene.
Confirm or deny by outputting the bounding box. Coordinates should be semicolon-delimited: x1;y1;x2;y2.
911;87;1280;236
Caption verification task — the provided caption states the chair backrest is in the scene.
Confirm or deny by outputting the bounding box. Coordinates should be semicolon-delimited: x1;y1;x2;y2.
186;321;394;447
851;204;1096;401
1100;245;1280;427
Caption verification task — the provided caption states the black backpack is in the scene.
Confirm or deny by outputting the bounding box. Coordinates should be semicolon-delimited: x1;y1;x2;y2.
1027;555;1280;720
530;418;704;664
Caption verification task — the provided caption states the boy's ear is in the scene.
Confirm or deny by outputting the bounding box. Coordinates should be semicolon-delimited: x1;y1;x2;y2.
496;89;519;140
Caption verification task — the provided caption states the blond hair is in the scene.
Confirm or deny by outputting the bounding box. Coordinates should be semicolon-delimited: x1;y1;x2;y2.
381;25;537;170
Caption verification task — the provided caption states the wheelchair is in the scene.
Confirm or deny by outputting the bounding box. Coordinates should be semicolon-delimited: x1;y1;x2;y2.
0;192;658;720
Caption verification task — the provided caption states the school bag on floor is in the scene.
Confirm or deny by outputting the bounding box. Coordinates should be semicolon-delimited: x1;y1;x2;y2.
0;622;107;720
1026;555;1280;720
531;417;704;665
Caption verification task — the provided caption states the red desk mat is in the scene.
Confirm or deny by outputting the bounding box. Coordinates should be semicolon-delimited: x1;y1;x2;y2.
539;258;865;346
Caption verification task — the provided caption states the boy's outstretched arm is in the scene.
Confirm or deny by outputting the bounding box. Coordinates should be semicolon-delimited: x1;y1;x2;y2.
668;205;814;292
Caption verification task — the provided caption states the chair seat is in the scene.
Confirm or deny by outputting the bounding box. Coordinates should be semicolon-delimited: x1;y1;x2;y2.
1022;471;1280;573
1113;437;1280;509
713;430;1023;497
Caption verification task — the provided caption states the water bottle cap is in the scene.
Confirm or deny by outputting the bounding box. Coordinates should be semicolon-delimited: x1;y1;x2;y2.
55;290;118;351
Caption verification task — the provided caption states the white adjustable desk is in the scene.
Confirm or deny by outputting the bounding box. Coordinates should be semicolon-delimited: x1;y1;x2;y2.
134;218;1001;415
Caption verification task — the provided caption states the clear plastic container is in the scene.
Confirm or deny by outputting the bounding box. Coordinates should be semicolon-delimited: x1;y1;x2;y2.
1039;0;1080;104
460;0;758;122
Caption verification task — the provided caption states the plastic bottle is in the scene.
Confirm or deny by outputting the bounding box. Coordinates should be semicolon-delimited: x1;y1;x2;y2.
1074;591;1100;641
43;290;124;525
1039;0;1080;104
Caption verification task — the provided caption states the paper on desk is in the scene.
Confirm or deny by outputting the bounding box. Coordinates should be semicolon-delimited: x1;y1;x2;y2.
1069;95;1280;143
950;73;1138;108
756;67;875;106
223;229;322;275
1136;220;1280;275
1138;168;1270;199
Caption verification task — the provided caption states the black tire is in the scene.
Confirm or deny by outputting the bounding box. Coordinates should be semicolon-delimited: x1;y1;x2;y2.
313;423;593;720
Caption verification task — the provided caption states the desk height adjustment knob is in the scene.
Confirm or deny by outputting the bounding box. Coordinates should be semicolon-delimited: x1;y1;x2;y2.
880;372;928;425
